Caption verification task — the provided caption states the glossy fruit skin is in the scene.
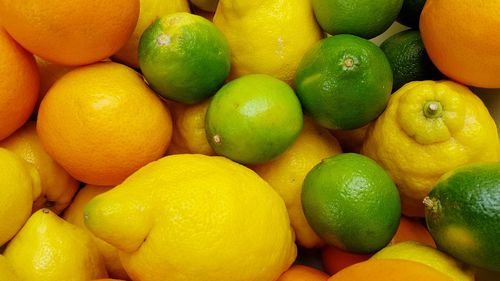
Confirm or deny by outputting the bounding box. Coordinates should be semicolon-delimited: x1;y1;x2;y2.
295;34;392;130
425;162;500;272
277;265;329;281
206;74;303;165
302;153;401;253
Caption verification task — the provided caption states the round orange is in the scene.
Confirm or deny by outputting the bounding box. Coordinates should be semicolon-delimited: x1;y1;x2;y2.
322;246;372;275
277;265;329;281
0;28;39;141
37;62;173;186
420;0;500;88
391;216;435;247
0;0;139;66
328;259;453;281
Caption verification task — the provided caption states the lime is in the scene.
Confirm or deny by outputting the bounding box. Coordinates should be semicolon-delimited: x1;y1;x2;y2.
205;74;303;165
311;0;404;39
295;34;392;130
397;0;426;29
301;153;401;253
380;29;441;91
424;162;500;272
139;12;230;104
190;0;218;12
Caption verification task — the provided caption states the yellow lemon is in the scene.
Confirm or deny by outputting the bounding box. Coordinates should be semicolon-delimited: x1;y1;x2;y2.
361;80;499;217
252;117;342;248
113;0;190;68
213;0;323;84
0;255;20;281
84;154;296;281
64;185;129;280
0;148;40;246
1;122;79;214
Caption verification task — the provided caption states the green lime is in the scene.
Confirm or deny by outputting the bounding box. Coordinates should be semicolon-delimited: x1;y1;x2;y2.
380;29;441;91
295;34;392;130
190;0;218;12
397;0;426;29
301;153;401;253
424;162;500;272
138;12;230;104
205;74;303;165
311;0;404;39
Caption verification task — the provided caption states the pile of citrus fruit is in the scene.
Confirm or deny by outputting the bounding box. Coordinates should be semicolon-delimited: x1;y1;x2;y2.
0;0;499;280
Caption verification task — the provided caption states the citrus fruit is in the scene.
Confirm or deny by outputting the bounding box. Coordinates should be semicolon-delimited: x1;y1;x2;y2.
397;0;426;29
372;241;474;281
0;0;139;65
0;28;39;141
302;153;401;253
84;154;296;281
328;259;452;281
35;57;75;109
206;74;303;165
166;99;215;156
312;0;404;39
191;0;218;12
295;34;392;130
330;124;370;153
0;255;20;281
322;246;372;275
64;185;129;280
252;116;342;248
424;162;500;272
113;0;190;68
139;12;230;104
380;29;441;91
420;0;500;88
0;122;79;214
4;209;108;281
361;80;499;217
37;62;173;186
391;216;435;247
277;265;329;281
213;0;323;84
0;148;40;246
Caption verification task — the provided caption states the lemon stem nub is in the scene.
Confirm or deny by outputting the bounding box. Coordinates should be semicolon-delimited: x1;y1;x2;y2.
423;101;443;118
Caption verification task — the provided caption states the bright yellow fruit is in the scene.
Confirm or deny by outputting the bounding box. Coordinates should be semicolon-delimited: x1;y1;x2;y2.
0;255;20;281
0;148;40;246
84;154;296;281
1;122;79;214
3;209;107;281
372;241;474;281
252;117;342;248
64;185;129;280
361;80;499;217
213;0;323;84
113;0;190;68
166;99;215;155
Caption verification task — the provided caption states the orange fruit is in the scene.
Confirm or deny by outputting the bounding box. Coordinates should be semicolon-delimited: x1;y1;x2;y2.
0;28;39;141
0;0;139;66
37;62;173;186
391;216;435;247
420;0;500;88
328;259;453;281
277;265;329;281
91;279;125;281
322;246;372;275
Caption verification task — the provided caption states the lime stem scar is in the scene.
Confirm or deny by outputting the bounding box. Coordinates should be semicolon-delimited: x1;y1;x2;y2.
213;134;221;145
423;101;443;118
344;58;354;68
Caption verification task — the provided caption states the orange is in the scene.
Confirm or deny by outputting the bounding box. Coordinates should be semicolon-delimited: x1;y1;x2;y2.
0;0;139;66
277;265;329;281
0;28;39;141
420;0;500;88
328;259;453;281
391;216;435;247
322;246;371;275
37;62;172;186
91;279;125;281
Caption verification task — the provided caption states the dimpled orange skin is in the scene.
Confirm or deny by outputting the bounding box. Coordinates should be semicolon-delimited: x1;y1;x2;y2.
420;0;500;88
37;62;173;186
0;0;139;66
0;28;39;141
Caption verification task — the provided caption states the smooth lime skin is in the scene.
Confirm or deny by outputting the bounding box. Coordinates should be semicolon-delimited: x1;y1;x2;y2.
302;153;401;253
295;34;392;130
205;74;303;165
312;0;404;39
139;12;231;104
425;162;500;272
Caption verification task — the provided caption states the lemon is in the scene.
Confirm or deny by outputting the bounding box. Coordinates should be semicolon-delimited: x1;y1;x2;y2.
361;80;499;217
372;241;474;281
0;148;40;246
251;117;342;248
84;154;296;281
213;0;323;84
0;255;20;281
